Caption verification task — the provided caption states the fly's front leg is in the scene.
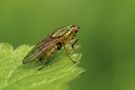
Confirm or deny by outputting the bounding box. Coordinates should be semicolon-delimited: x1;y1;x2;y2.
63;38;79;63
70;38;78;48
67;38;78;53
63;44;77;63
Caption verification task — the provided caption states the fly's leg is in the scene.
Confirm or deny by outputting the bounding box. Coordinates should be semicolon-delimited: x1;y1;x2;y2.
70;38;78;48
63;38;78;63
63;45;77;63
38;56;49;70
68;38;78;53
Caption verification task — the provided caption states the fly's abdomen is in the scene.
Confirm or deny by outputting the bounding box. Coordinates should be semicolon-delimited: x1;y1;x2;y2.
46;44;61;57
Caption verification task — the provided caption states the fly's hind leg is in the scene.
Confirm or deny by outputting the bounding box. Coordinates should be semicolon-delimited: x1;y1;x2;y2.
38;56;49;70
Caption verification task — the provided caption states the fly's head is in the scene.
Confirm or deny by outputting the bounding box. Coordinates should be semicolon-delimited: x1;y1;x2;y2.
51;25;79;39
68;25;79;33
64;25;80;40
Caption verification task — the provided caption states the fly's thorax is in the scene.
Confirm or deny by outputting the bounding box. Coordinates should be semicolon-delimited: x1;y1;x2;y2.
51;25;79;38
51;28;68;38
63;30;77;42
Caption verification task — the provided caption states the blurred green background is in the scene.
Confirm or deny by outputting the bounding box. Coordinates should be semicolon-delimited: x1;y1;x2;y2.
0;0;135;90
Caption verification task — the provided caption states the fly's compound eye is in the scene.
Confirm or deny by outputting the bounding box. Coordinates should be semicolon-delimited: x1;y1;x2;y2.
71;26;79;33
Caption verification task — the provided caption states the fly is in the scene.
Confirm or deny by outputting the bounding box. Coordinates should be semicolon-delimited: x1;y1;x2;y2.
22;25;80;70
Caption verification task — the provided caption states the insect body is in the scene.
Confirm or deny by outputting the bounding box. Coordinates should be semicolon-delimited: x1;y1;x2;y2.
23;25;79;69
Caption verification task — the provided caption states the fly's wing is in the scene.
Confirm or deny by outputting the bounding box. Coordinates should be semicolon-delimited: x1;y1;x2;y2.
33;34;51;49
23;38;63;64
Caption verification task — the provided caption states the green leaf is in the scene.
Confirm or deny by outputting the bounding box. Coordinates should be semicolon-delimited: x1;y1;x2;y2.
0;43;84;90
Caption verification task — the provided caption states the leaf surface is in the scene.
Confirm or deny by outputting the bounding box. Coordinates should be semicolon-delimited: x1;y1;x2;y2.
0;43;84;90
